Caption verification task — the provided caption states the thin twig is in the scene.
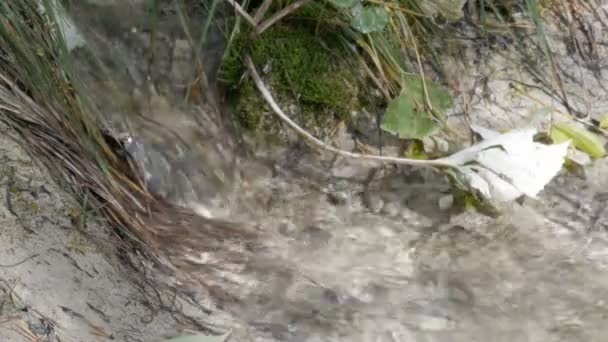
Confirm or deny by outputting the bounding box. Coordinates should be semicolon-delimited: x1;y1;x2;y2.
0;254;39;268
225;0;258;29
253;0;273;24
244;54;455;169
257;0;312;34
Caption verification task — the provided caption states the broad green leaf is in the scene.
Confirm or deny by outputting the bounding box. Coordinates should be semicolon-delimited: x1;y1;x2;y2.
164;332;230;342
549;127;570;144
351;5;389;34
381;93;436;139
550;123;606;159
329;0;359;8
402;74;453;115
381;75;453;139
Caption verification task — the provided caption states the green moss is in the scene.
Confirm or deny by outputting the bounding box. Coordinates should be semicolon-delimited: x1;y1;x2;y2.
233;81;268;130
221;21;365;140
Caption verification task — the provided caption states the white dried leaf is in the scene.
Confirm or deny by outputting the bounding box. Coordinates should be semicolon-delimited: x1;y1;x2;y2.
462;166;522;202
440;127;570;202
460;167;491;198
469;124;500;140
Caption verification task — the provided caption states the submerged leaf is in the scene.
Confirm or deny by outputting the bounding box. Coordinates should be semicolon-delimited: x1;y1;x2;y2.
550;123;606;158
381;75;453;139
351;5;389;34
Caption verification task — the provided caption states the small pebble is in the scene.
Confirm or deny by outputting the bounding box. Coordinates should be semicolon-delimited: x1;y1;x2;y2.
568;149;592;166
363;193;384;213
327;191;348;206
278;220;298;236
381;202;400;217
422;136;450;154
417;315;453;331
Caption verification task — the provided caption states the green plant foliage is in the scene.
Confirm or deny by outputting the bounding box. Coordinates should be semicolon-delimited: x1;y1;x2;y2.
382;93;437;139
599;114;608;129
550;123;606;159
404;139;428;159
325;0;388;34
221;23;363;138
525;0;548;55
328;0;359;9
350;4;389;34
381;74;453;139
224;25;356;110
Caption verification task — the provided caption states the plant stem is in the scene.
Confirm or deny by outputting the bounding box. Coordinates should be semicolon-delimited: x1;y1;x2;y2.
257;0;312;34
225;0;258;29
244;54;455;169
253;0;273;23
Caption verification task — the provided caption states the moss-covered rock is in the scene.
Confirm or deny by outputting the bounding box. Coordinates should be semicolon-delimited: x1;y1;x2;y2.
221;22;368;142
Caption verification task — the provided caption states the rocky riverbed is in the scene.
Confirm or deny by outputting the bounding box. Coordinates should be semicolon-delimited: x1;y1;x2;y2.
2;0;608;341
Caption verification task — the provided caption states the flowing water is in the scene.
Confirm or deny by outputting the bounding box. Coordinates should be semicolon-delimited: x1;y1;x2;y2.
34;0;608;341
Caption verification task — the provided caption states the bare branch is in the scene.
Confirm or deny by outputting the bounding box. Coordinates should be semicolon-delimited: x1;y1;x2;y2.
225;0;258;29
257;0;312;34
253;0;274;24
243;54;455;169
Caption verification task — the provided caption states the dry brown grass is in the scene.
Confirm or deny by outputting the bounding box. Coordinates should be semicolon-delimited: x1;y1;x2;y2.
0;1;277;332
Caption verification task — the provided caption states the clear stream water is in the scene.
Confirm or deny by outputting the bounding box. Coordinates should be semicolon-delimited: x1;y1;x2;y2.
50;1;608;341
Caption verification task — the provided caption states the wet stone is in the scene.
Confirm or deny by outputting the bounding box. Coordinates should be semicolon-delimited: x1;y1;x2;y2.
296;226;333;250
380;201;401;217
362;193;384;213
326;191;348;206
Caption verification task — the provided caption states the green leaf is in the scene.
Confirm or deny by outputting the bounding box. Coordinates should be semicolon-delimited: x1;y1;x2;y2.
328;0;359;8
404;140;428;160
381;94;436;140
599;114;608;129
550;123;606;159
381;75;453;139
403;74;453;114
163;332;230;342
549;127;570;144
351;5;389;34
